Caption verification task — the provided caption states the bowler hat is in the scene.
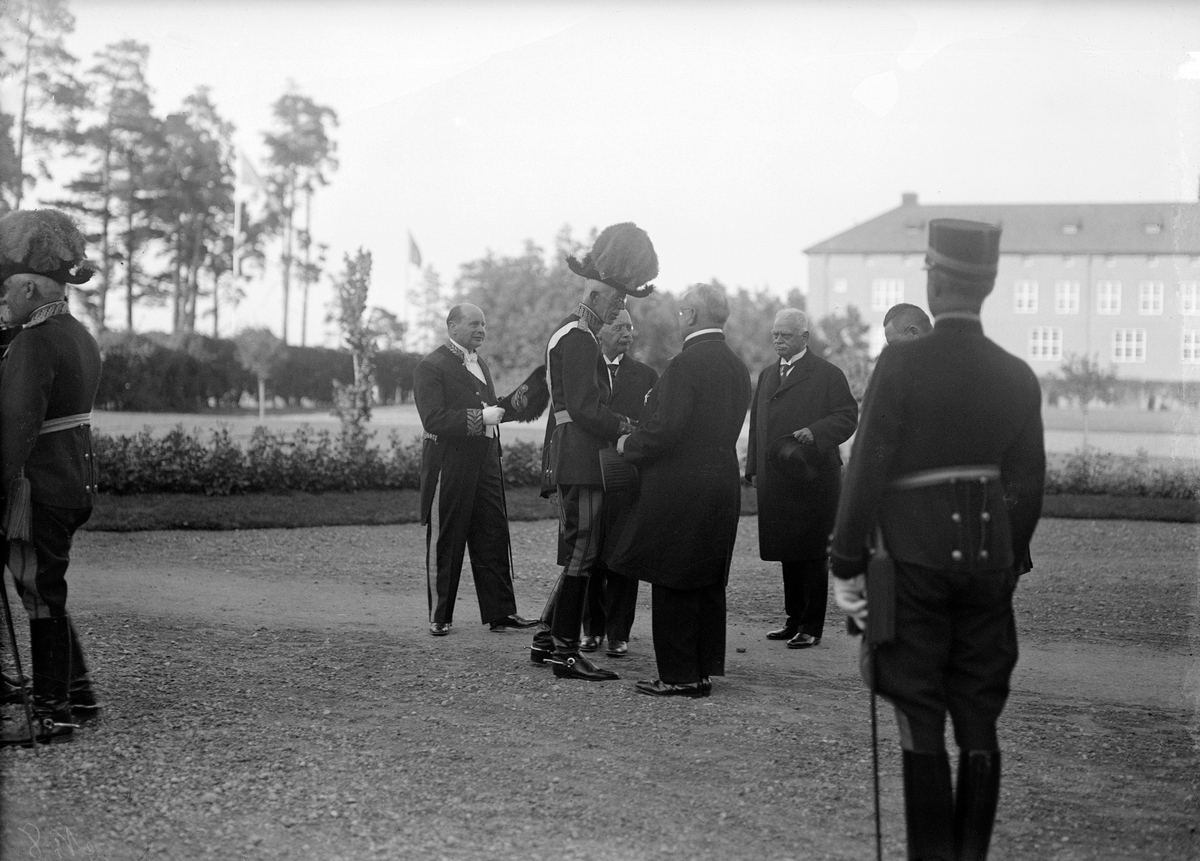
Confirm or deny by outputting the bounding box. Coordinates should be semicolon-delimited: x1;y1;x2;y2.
567;222;657;298
768;435;821;483
925;218;1001;282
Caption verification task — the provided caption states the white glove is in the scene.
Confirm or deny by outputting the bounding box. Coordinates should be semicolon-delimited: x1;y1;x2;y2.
617;433;631;455
832;574;868;632
482;406;505;425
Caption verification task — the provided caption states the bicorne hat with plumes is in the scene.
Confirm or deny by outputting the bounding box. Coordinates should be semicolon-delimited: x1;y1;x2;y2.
0;209;96;286
566;222;658;298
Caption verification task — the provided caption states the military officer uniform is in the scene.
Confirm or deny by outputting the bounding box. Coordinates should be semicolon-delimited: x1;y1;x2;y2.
830;219;1046;861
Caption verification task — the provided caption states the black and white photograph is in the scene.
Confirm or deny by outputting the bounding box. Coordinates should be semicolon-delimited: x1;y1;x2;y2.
0;1;1196;859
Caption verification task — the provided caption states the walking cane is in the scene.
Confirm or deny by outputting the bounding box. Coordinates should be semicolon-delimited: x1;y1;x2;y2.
494;426;518;583
869;641;882;861
864;524;895;861
1;565;39;752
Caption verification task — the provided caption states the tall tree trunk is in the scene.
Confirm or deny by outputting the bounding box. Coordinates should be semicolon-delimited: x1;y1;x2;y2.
172;220;184;332
300;185;312;346
280;171;295;344
125;200;135;331
258;375;266;421
13;3;34;208
185;215;206;333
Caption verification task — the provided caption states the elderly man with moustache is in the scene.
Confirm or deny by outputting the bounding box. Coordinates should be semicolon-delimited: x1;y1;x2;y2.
413;303;538;637
607;283;751;697
580;309;658;658
530;223;657;683
745;308;857;650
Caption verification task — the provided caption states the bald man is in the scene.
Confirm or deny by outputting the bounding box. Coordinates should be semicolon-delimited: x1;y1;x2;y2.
413;303;536;637
883;303;933;346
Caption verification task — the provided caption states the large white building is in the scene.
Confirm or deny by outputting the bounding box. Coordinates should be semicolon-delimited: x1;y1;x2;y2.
804;193;1200;387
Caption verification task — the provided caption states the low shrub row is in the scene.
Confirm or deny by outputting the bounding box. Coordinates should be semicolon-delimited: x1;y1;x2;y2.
92;427;1198;500
93;426;544;495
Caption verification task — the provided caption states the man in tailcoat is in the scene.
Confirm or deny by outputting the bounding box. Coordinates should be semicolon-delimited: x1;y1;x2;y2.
608;283;751;697
746;308;857;649
829;218;1046;861
581;309;657;659
530;223;657;682
413;303;537;636
0;209;103;746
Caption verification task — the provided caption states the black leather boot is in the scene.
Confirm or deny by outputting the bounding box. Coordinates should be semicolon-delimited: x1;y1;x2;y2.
548;577;618;681
901;750;955;861
530;574;562;664
68;618;101;714
953;750;1002;861
1;617;76;746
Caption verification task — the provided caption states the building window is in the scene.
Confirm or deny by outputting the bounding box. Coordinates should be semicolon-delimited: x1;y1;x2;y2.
1096;281;1121;314
1138;281;1164;315
1054;281;1080;314
1028;327;1062;361
1112;328;1146;363
1013;280;1038;313
1183;331;1200;364
833;278;848;295
1179;282;1199;315
870;278;904;311
868;324;887;358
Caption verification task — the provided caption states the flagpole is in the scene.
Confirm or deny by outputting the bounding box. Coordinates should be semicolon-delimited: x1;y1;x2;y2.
403;241;410;352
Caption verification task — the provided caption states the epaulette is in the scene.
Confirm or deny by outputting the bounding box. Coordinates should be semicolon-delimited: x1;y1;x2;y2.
574;318;590;331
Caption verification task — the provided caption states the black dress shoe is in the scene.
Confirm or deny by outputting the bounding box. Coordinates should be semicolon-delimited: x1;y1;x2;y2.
766;625;799;640
579;635;601;652
635;679;707;698
489;614;538;631
429;622;451;636
605;640;628;657
549;652;619;681
786;633;821;649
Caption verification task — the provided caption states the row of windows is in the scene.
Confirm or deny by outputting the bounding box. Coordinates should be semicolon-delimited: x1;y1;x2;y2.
854;278;1200;315
1025;326;1200;363
1013;280;1197;315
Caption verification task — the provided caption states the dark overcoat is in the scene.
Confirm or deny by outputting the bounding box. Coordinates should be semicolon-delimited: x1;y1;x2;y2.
746;349;858;561
597;354;658;568
413;344;502;526
1;312;101;508
607;332;751;591
539;314;626;493
830;318;1045;575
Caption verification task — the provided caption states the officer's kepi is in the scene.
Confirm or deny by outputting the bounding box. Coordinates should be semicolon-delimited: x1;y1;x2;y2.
924;217;1001;285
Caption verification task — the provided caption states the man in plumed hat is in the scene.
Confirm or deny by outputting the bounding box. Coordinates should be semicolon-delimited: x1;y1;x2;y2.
0;209;103;745
607;283;751;697
412;302;539;637
745;308;858;650
829;218;1046;861
580;308;657;659
530;222;656;682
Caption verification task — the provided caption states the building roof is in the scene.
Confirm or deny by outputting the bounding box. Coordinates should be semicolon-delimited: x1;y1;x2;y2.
804;194;1200;256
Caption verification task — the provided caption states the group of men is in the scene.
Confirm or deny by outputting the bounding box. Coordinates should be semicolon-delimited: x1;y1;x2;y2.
415;218;1045;861
0;206;1045;861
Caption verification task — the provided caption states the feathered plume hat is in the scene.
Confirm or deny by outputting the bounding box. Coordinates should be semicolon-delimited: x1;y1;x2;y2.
566;222;658;298
0;209;96;286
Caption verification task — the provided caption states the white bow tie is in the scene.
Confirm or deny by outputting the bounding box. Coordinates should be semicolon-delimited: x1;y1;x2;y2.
462;351;479;365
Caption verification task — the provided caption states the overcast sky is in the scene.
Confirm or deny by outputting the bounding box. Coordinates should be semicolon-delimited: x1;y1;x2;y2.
39;1;1200;344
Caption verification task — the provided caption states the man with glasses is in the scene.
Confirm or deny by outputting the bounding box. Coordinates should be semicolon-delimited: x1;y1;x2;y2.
745;308;858;651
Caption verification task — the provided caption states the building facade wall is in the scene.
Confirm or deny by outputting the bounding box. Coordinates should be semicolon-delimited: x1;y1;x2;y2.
807;251;1200;383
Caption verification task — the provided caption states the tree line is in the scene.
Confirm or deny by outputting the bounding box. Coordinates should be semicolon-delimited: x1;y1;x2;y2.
0;0;337;344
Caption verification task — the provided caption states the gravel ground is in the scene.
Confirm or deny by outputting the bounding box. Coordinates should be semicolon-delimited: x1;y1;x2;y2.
1;517;1197;860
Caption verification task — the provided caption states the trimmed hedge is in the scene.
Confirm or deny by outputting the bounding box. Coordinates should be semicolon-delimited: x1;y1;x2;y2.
93;427;1199;500
93;427;543;495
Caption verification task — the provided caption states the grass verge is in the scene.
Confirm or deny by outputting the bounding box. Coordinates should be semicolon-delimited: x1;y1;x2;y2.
82;486;1198;531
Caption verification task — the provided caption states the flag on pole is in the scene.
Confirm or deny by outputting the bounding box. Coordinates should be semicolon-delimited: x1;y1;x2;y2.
408;232;422;268
238;150;267;192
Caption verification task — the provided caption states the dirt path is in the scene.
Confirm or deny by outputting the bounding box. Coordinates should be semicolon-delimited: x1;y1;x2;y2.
2;517;1197;860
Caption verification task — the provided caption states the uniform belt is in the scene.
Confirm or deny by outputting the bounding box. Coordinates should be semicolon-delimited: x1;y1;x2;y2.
39;412;92;435
890;465;1000;490
554;410;572;424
